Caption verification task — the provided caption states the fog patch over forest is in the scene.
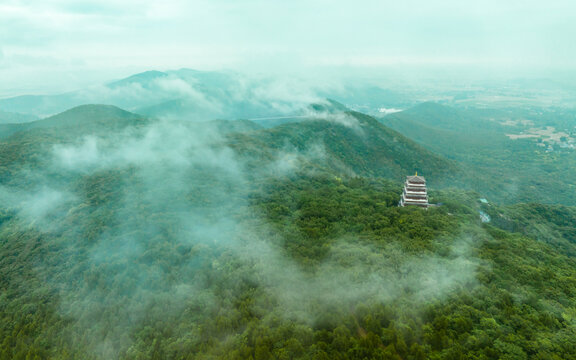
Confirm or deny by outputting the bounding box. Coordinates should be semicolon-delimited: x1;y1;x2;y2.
0;112;483;357
2;0;576;357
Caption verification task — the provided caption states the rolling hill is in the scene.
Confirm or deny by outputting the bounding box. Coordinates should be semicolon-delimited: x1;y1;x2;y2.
380;102;509;158
229;110;458;184
0;102;458;187
0;102;574;359
380;102;576;205
0;104;147;140
0;105;149;188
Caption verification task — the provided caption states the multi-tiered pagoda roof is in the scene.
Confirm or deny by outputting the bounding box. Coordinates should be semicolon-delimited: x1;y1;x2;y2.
399;173;429;208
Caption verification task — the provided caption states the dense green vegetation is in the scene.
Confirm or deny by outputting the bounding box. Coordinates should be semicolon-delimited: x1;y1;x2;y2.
2;174;576;359
228;110;458;186
382;102;576;205
0;105;148;140
1;104;575;359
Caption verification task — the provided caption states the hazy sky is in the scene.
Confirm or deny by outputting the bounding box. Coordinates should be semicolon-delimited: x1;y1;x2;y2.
1;0;575;96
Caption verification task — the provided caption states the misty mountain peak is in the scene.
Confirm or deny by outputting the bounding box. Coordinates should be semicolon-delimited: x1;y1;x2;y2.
45;104;142;123
107;70;169;89
0;104;146;140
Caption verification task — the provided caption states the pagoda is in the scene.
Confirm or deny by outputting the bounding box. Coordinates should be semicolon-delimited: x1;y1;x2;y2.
399;172;429;208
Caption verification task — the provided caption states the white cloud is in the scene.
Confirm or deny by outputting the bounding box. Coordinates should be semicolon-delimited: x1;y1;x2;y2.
1;0;576;96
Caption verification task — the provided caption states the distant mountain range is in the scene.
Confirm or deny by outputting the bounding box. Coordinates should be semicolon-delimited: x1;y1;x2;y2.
3;100;575;359
0;69;254;119
3;70;576;206
0;102;456;189
4;98;574;205
2;71;576;360
0;69;410;120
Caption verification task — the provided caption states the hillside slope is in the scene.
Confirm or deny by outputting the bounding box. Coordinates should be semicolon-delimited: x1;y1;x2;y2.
0;103;458;188
381;102;508;159
380;102;576;206
230;110;457;184
1;173;575;359
0;104;147;140
0;104;574;359
0;105;149;187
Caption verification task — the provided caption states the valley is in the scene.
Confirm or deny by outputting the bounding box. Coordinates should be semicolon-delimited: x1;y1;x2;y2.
0;70;575;359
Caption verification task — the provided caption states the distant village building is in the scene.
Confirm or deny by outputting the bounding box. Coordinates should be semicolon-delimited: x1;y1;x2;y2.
399;173;429;208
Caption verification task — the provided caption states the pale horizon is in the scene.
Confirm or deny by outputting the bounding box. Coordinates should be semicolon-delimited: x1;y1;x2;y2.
2;0;576;97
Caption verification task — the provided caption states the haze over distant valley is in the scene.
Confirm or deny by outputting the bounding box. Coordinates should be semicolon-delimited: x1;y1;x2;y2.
2;1;576;359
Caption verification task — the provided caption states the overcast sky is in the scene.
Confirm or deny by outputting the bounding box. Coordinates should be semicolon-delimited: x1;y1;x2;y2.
1;0;575;96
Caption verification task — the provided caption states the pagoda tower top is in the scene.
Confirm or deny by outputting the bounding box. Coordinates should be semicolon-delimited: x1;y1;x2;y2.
399;173;429;209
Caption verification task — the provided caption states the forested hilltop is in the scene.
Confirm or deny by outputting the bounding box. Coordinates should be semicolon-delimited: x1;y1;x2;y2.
0;103;575;359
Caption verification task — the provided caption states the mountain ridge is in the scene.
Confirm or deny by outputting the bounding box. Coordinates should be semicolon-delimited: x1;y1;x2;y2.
227;109;458;184
0;98;575;359
0;104;146;140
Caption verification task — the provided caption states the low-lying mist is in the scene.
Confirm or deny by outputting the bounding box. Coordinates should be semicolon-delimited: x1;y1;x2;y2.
0;113;480;358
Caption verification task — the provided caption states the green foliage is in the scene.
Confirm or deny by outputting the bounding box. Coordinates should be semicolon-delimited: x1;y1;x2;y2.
229;110;459;186
382;103;576;206
2;172;576;359
1;106;576;359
